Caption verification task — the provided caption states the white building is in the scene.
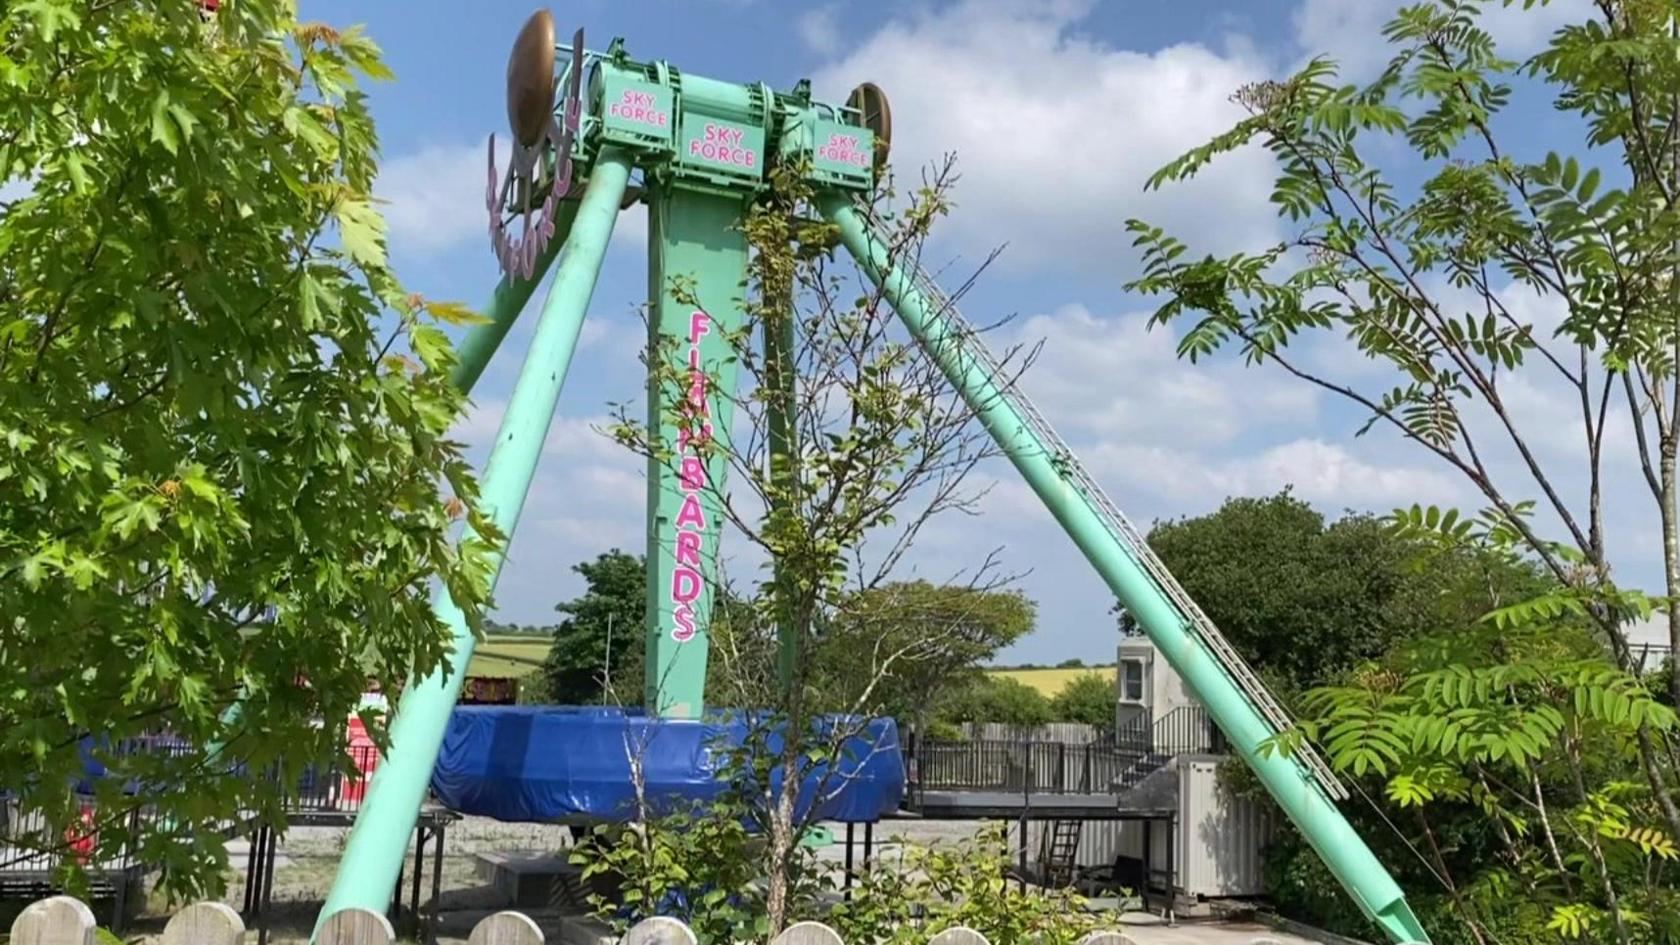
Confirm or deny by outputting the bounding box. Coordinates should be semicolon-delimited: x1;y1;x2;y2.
1037;634;1275;904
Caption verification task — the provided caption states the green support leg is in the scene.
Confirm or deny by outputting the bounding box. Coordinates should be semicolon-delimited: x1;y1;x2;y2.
820;194;1430;945
643;183;751;717
311;148;634;936
450;199;580;393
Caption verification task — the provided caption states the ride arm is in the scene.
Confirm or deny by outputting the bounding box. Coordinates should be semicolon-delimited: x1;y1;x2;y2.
818;193;1430;945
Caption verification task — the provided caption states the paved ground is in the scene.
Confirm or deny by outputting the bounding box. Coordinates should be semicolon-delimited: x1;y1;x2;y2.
120;817;1314;945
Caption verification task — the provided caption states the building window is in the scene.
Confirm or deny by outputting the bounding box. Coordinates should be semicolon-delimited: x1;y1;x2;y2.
1121;659;1145;702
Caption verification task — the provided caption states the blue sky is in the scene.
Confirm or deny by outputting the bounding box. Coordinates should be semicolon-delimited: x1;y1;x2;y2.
297;0;1665;663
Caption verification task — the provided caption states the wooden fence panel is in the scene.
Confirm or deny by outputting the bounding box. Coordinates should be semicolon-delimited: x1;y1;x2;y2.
161;901;246;945
317;906;395;945
469;910;545;945
770;921;844;945
621;916;698;945
5;893;1143;945
926;927;991;945
9;895;97;945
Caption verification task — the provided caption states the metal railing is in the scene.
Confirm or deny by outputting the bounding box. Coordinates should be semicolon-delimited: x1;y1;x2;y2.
0;796;144;877
901;254;1346;801
1116;706;1226;755
913;738;1131;795
911;708;1227;797
101;737;385;815
1631;642;1673;674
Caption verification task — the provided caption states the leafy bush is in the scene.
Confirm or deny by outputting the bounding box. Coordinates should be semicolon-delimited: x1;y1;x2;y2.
831;824;1116;945
570;792;816;945
572;812;1118;944
936;676;1053;727
1050;674;1115;728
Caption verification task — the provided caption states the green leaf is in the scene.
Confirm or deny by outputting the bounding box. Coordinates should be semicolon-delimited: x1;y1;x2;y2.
63;151;90;194
151;91;179;155
426;299;488;326
334;197;387;267
167;103;200;145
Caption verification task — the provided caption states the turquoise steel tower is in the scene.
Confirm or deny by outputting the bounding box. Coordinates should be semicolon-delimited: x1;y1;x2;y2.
314;12;1433;944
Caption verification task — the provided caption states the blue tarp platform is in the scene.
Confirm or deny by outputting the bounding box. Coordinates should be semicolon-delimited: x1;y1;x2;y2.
430;706;904;824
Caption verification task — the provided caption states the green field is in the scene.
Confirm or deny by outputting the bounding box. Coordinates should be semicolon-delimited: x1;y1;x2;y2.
989;666;1114;697
467;635;551;678
468;634;1111;699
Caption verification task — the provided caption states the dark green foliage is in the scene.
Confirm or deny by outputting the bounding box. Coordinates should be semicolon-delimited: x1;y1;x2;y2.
1050;673;1116;728
1130;491;1552;691
539;550;647;705
936;675;1054;727
1264;621;1680;943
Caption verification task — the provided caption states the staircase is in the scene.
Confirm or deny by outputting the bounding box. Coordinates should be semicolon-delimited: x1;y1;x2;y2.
1112;706;1225;791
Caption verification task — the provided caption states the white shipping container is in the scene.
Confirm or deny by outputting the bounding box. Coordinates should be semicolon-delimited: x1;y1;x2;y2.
1021;756;1273;899
1176;757;1273;898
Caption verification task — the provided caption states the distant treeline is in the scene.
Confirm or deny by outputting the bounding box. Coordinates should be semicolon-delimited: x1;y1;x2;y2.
985;658;1112;671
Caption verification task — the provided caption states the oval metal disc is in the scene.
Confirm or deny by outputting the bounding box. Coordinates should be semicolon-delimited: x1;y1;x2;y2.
846;82;892;171
506;9;557;147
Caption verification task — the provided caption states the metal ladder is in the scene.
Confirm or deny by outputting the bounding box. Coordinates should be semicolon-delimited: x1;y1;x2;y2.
1043;819;1084;887
902;260;1347;801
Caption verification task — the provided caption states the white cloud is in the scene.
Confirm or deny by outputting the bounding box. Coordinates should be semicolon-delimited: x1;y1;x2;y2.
798;5;842;56
543;414;626;463
810;0;1280;278
1084;438;1462;510
453;397;506;447
378;139;491;255
1294;0;1592;82
1004;305;1317;448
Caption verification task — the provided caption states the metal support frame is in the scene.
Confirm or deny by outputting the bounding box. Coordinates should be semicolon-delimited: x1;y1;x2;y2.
642;182;752;718
314;148;634;935
385;815;451;945
241;823;280;945
294;28;1433;943
819;194;1430;945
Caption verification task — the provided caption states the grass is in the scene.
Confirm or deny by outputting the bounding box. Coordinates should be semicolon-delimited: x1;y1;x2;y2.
466;634;1113;699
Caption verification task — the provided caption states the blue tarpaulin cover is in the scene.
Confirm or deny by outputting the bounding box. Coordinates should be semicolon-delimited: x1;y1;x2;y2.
429;706;904;823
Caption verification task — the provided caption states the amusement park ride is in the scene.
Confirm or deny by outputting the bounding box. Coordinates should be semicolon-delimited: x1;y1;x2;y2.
314;12;1434;944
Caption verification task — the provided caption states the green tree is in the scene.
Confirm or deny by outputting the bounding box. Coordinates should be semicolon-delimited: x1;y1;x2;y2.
812;581;1035;736
606;157;1012;932
1271;618;1680;944
1055;657;1086;669
539;550;646;704
937;676;1054;727
0;1;491;896
1126;492;1550;691
1129;0;1680;936
1050;673;1115;728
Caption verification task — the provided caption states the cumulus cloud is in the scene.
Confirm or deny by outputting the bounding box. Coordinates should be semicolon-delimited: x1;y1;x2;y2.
809;0;1280;278
798;5;842;56
378;139;491;255
611;200;648;254
1004;305;1317;448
